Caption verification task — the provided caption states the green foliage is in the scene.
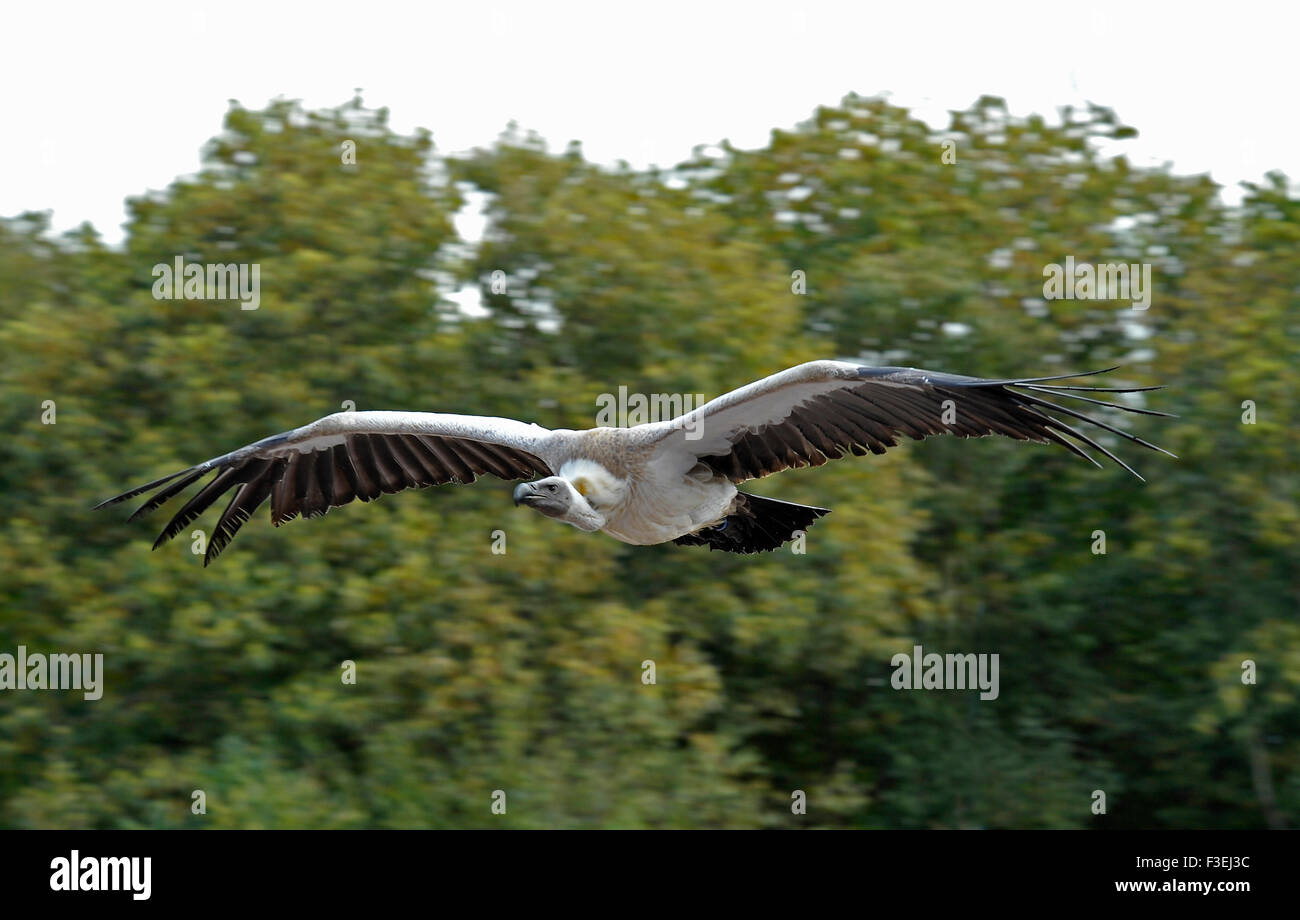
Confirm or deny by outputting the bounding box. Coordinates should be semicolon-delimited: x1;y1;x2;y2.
0;95;1295;828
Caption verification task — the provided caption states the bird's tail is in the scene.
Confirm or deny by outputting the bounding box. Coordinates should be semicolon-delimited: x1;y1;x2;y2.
673;493;830;554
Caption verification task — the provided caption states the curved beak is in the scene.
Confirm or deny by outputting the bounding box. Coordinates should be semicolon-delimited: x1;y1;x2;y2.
513;482;536;506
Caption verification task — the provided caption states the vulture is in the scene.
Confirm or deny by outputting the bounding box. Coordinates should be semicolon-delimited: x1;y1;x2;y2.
95;361;1173;563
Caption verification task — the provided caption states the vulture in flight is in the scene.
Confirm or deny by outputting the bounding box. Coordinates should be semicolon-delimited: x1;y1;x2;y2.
95;361;1173;564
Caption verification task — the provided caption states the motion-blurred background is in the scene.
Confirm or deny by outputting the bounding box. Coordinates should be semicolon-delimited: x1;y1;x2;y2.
1;3;1296;828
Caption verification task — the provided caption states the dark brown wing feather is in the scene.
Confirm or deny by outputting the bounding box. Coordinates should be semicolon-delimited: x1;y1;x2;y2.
97;434;551;565
700;366;1174;483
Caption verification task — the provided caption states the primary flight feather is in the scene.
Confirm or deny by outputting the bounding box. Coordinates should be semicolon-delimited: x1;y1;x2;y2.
95;360;1174;563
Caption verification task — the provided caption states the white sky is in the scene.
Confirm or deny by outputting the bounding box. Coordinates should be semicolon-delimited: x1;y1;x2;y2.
3;0;1294;244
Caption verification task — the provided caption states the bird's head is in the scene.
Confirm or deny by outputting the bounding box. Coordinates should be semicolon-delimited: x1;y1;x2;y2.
513;476;604;531
512;461;624;533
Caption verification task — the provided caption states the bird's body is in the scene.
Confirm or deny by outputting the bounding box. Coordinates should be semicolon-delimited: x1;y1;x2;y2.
573;452;738;545
96;360;1173;563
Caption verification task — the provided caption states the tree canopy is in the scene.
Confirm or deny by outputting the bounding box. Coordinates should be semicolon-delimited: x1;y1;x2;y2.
1;94;1295;828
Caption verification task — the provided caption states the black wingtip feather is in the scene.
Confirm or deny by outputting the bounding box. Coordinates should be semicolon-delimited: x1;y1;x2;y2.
932;365;1174;478
1020;385;1178;418
127;468;207;521
1013;390;1178;459
93;466;200;510
976;366;1122;386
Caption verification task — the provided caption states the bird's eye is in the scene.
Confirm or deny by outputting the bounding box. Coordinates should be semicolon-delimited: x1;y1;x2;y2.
546;483;558;493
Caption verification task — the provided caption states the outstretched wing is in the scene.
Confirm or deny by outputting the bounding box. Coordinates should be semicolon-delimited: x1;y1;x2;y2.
95;411;556;564
646;360;1174;483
